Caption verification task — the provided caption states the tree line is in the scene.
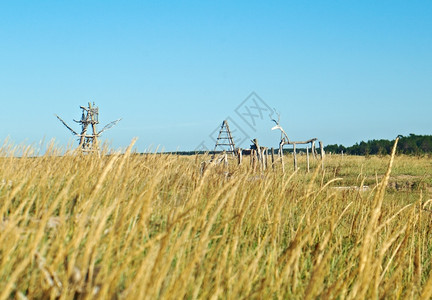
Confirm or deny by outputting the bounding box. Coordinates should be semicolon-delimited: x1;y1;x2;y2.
325;134;432;155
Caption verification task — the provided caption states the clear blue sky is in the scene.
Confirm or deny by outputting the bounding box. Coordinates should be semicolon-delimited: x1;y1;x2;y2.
1;1;431;152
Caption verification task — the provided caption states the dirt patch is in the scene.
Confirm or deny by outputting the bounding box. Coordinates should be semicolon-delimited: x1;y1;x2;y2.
332;186;371;192
387;175;427;191
344;175;430;192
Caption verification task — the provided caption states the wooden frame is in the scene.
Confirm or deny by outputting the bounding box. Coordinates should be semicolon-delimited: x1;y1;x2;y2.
56;102;121;153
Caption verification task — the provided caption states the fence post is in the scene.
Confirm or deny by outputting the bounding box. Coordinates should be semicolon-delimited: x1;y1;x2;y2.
223;151;228;167
271;147;275;171
253;149;258;172
319;141;325;170
265;148;269;170
250;149;254;168
312;140;316;159
279;143;285;174
238;148;242;165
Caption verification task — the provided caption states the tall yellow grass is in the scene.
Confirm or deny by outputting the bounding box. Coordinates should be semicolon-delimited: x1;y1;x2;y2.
1;140;432;299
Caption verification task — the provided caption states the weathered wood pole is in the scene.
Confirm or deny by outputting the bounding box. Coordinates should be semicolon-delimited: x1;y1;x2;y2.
252;149;258;172
256;148;259;168
90;103;99;150
293;143;298;171
237;148;243;165
223;151;228;167
261;148;266;171
271;147;275;171
311;140;317;159
319;141;325;170
306;146;310;173
279;143;285;174
259;147;263;171
265;148;269;170
254;139;261;170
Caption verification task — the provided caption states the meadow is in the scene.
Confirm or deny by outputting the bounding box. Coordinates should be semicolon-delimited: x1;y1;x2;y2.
1;141;432;299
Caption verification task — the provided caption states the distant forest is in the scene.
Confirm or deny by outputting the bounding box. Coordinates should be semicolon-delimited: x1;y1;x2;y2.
325;134;432;155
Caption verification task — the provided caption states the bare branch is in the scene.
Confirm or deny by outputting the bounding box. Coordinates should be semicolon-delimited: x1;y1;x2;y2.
269;108;281;125
98;118;122;135
55;115;78;136
270;110;290;143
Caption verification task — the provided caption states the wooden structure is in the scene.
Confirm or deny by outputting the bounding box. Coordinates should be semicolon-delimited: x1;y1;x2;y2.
202;116;324;175
56;102;121;153
233;139;271;172
213;120;236;156
250;139;269;171
271;112;324;171
200;120;237;175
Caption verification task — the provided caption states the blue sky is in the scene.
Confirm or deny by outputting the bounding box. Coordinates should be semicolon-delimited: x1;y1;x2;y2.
0;1;431;152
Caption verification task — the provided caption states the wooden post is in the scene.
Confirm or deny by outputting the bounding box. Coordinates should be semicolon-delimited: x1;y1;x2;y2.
265;148;269;170
223;151;228;167
89;103;99;150
306;146;310;173
311;140;316;159
293;143;298;171
279;143;285;174
319;141;325;159
252;149;258;172
271;147;275;171
254;139;261;170
238;148;243;165
259;147;263;171
256;146;260;164
319;141;325;170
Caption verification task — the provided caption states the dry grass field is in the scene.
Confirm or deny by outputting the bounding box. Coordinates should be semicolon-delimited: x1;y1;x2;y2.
2;140;432;299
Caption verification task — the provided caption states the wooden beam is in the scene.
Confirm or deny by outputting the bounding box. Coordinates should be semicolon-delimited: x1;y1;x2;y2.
281;138;318;146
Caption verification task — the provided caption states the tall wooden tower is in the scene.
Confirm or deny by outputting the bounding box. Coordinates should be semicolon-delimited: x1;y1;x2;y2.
56;102;121;153
213;120;236;156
